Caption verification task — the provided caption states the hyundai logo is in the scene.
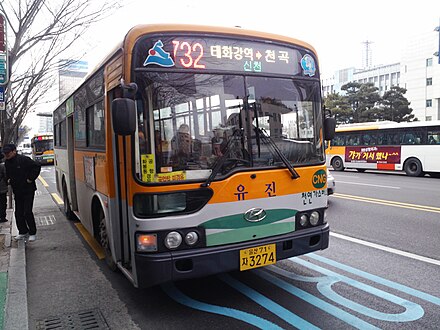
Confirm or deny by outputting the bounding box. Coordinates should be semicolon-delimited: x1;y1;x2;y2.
244;208;267;222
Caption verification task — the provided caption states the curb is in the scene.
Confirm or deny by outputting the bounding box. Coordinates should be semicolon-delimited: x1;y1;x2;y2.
3;204;28;330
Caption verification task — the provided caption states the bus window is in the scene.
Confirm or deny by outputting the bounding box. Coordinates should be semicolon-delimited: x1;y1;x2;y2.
428;131;440;144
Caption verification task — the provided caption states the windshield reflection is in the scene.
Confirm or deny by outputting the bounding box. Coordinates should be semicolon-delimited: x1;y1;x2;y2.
133;72;324;183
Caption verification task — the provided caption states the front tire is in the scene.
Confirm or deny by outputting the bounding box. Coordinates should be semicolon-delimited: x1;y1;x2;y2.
97;207;117;271
404;158;423;177
62;182;75;220
331;156;345;171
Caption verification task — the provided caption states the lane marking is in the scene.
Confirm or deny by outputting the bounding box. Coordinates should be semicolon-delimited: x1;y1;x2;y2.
74;223;105;260
38;176;49;187
337;181;400;189
51;193;64;205
288;258;424;322
333;193;440;213
162;282;283;330
331;232;440;267
218;273;319;329
308;254;440;307
255;269;380;329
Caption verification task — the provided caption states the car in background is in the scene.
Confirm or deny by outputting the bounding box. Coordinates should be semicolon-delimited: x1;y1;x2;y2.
18;142;32;157
327;167;335;195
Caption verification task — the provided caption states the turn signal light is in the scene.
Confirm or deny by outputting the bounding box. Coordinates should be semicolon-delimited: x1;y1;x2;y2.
136;234;158;252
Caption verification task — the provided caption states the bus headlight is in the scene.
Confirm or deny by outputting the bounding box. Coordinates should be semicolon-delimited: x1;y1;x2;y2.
165;231;182;249
185;231;199;246
299;214;309;227
310;211;320;226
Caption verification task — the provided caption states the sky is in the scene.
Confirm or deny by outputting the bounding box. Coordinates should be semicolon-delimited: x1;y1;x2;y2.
83;0;440;76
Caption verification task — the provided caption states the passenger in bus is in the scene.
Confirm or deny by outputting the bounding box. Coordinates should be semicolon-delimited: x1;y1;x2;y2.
428;136;437;144
0;152;8;223
171;124;192;168
138;130;148;154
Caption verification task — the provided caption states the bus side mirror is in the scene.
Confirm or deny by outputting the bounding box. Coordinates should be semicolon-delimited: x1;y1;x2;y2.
324;117;336;141
112;98;136;136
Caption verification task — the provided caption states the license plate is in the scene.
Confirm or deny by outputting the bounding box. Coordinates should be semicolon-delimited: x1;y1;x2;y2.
239;243;276;271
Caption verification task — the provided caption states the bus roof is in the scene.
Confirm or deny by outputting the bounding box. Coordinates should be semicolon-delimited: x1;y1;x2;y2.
336;120;440;132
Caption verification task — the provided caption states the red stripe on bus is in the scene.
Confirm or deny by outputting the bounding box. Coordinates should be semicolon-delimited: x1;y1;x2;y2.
377;163;395;170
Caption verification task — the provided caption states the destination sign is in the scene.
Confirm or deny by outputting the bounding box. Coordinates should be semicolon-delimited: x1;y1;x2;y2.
134;35;317;76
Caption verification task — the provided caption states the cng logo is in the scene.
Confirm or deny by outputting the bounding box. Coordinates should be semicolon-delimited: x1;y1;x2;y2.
312;169;327;188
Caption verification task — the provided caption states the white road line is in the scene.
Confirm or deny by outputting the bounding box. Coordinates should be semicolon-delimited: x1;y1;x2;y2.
336;181;401;189
330;232;440;266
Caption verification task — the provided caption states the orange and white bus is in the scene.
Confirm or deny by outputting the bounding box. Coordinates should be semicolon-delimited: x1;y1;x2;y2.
326;120;440;177
31;133;54;165
53;24;335;288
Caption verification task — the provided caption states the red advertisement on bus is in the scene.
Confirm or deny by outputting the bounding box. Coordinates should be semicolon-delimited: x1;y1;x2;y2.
345;146;401;164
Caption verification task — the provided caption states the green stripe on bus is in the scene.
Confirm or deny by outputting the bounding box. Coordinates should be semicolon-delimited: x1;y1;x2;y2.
206;222;295;246
202;209;297;229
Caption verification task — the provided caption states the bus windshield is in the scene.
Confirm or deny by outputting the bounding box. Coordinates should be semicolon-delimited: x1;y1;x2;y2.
134;72;324;183
33;140;53;154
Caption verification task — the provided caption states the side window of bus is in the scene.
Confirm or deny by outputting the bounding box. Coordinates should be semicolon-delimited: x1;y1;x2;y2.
74;89;87;148
332;135;345;146
402;131;422;145
362;133;376;146
428;131;440;144
87;100;105;149
376;132;387;145
60;120;67;147
347;134;360;146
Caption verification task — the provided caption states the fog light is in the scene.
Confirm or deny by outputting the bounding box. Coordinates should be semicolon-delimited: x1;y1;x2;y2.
310;211;320;226
136;234;157;252
185;231;199;246
165;231;182;249
299;214;308;227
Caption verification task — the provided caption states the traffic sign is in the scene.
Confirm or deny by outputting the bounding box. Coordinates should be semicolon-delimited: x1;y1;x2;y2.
0;13;8;86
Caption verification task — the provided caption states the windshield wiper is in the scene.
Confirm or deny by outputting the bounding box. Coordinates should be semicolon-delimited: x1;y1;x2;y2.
254;127;300;180
201;129;248;187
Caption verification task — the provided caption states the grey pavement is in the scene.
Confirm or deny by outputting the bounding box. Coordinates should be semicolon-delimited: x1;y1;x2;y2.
1;190;29;330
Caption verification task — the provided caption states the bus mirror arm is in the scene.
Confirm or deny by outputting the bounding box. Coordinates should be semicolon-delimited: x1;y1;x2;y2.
121;81;138;99
323;107;336;141
112;98;137;136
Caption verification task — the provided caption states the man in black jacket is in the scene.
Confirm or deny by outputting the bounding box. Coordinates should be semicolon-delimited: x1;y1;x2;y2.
3;143;41;241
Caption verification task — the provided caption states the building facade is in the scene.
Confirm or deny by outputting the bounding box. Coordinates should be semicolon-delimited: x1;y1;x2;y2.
58;59;88;101
322;30;440;121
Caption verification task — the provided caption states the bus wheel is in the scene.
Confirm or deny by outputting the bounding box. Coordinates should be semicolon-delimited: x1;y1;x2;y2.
62;182;75;220
404;158;423;177
97;207;117;272
331;157;344;171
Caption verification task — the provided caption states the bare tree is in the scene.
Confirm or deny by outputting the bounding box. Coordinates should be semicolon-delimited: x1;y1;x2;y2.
0;0;121;144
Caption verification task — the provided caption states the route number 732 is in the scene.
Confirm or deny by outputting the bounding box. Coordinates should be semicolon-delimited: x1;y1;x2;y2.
172;40;206;69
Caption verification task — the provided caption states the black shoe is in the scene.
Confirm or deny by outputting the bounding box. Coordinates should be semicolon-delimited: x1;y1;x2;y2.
0;218;7;223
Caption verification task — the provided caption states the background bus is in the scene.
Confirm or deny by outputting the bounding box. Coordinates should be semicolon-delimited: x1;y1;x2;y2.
53;24;335;288
31;133;55;165
326;120;440;177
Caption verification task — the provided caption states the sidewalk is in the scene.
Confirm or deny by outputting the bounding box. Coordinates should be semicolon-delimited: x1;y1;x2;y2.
0;193;30;330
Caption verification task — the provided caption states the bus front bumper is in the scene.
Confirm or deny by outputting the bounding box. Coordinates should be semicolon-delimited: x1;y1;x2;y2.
134;224;329;288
